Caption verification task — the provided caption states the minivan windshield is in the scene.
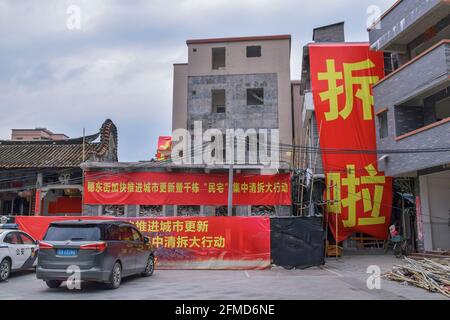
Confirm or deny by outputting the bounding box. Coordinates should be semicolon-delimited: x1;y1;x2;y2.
44;226;101;241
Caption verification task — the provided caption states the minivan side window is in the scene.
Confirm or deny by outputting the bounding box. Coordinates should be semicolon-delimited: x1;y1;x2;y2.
131;228;143;242
120;226;134;242
105;225;120;241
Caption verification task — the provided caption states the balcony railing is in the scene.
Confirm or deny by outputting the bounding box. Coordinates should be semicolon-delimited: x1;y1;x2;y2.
374;40;449;116
369;0;447;51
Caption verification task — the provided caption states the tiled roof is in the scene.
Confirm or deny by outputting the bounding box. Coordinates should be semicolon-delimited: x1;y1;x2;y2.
0;119;118;169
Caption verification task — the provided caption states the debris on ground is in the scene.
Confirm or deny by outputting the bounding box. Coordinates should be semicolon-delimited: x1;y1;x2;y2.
325;241;343;257
408;251;450;260
384;257;450;298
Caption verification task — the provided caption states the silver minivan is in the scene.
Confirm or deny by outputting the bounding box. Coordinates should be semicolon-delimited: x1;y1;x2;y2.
36;220;155;289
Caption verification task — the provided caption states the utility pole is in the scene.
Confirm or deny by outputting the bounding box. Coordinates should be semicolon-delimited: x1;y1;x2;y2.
82;128;86;162
227;120;236;217
227;163;233;216
82;128;86;216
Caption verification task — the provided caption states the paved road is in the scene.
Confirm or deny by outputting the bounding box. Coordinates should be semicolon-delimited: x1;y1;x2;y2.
0;255;446;300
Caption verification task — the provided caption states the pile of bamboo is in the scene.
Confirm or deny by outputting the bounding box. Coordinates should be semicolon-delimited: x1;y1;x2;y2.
384;257;450;298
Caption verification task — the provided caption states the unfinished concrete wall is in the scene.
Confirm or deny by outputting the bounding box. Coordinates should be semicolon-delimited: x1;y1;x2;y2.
187;73;278;132
313;22;345;42
184;37;293;160
419;171;450;251
172;64;189;132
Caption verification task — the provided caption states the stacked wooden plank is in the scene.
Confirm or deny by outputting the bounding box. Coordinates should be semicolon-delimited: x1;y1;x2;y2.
384;257;450;298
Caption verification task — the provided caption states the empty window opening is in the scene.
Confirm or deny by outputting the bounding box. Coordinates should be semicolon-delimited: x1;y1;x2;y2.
435;96;450;121
247;88;264;105
246;46;261;58
394;86;449;136
378;111;388;139
212;89;226;113
212;47;226;69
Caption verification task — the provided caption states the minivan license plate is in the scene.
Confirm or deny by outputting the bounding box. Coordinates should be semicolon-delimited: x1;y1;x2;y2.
57;249;78;256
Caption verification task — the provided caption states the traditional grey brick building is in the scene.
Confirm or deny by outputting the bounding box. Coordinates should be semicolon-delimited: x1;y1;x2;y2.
368;0;450;251
0;119;118;216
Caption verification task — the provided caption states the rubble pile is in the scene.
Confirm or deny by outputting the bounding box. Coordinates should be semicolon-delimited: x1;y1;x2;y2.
384;257;450;298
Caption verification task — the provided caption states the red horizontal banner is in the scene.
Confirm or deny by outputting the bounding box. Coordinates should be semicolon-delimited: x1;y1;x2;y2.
16;216;271;270
84;172;291;206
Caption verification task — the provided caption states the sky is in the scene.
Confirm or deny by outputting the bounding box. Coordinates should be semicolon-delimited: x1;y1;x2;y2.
0;0;396;162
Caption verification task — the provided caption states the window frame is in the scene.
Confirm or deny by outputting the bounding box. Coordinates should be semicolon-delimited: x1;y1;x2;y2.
131;228;143;242
246;88;264;106
4;232;22;244
435;96;450;121
212;47;226;70
246;45;262;58
119;226;135;242
212;89;226;113
378;110;389;139
105;224;121;241
19;233;35;244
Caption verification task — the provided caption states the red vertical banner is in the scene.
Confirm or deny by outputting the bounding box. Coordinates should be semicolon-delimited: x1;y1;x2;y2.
309;43;393;242
34;189;41;216
156;136;172;160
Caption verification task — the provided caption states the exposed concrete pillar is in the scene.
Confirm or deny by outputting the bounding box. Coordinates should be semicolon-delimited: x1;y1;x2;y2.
419;175;433;251
83;205;98;216
35;173;44;216
36;173;43;189
203;206;215;216
236;206;249;216
43;190;58;217
164;205;175;217
125;205;138;217
275;206;292;217
414;177;424;252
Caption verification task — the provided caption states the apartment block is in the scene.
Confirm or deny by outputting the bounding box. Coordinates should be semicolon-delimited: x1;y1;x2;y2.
11;128;69;141
369;0;450;251
172;35;294;167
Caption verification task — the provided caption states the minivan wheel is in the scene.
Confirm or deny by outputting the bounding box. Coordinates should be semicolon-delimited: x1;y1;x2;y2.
106;262;122;289
142;255;155;277
0;259;11;282
45;280;62;288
